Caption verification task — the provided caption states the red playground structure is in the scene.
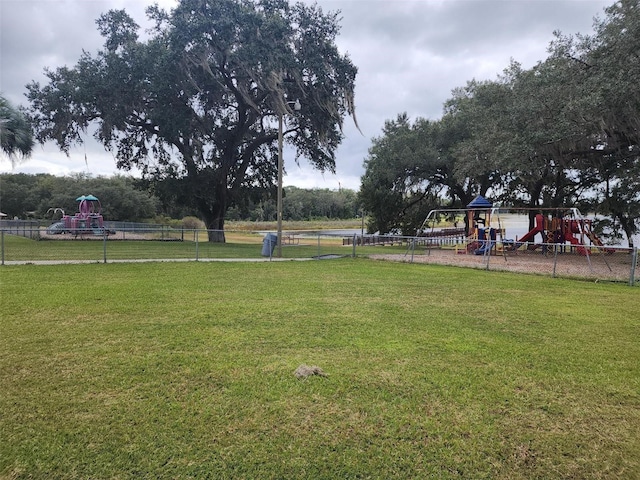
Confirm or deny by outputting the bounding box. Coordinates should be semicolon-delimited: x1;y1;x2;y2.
418;196;613;257
46;195;113;237
509;212;612;256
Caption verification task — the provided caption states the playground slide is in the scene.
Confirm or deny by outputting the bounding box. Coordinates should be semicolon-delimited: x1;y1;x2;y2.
516;214;544;245
564;232;589;256
474;241;494;255
46;221;65;234
517;226;541;244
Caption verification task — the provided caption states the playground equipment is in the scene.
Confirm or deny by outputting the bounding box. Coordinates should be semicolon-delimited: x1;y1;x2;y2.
46;195;114;236
472;227;497;255
463;196;499;255
503;212;613;256
516;213;545;245
417;196;612;257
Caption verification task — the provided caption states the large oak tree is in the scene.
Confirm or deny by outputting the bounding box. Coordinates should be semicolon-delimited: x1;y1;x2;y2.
26;0;358;241
360;0;639;246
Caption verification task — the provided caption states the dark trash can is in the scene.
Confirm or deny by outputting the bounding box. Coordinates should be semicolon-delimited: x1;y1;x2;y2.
261;233;278;256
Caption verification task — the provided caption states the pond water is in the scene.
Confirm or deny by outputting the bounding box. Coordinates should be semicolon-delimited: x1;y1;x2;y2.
260;221;638;248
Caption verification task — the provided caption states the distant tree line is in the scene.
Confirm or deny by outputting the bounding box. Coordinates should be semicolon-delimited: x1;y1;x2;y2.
226;186;359;222
0;173;158;221
0;173;358;224
359;0;639;247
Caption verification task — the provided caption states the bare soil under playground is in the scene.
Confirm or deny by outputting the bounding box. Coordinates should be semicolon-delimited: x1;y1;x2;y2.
370;247;636;283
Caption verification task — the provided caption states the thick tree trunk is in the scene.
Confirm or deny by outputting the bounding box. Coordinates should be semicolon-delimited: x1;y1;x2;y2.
198;186;228;243
202;205;226;243
618;215;636;249
192;170;229;243
207;225;226;243
527;180;544;231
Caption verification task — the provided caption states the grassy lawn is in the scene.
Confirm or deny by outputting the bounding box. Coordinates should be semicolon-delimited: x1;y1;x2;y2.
1;232;403;262
1;259;638;478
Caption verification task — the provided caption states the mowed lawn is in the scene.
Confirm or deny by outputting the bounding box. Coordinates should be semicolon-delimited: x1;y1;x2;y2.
1;259;638;479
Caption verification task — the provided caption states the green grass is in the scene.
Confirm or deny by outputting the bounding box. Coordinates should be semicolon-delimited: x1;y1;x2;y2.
1;232;406;262
1;259;639;478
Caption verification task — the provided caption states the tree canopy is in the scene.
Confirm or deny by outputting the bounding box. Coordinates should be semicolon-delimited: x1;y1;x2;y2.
26;0;358;241
0;95;34;165
360;0;639;246
0;173;158;221
0;172;358;225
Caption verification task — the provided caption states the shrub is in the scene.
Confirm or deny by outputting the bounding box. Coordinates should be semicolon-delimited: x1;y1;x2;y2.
182;216;205;229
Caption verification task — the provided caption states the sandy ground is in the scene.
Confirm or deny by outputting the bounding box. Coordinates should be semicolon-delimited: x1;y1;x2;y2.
369;247;638;283
39;230;147;240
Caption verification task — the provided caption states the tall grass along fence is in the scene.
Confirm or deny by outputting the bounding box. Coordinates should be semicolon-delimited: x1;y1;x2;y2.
0;224;355;263
1;222;638;286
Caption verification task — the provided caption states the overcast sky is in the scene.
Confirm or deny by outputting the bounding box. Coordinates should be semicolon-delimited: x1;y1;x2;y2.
1;0;611;190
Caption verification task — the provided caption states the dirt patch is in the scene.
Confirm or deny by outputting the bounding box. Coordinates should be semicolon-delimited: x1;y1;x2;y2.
369;247;636;283
39;230;147;241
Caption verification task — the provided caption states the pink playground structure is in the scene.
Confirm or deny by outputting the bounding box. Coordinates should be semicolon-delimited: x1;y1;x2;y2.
47;195;113;236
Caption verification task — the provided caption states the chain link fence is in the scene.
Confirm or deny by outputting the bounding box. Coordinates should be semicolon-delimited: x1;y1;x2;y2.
0;223;357;263
1;222;638;286
398;237;639;286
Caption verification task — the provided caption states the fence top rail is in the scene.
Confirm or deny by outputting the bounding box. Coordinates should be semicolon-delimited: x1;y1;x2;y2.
1;223;637;251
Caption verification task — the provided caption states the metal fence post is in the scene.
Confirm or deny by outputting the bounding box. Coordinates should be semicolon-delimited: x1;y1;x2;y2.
630;247;638;287
195;229;200;261
553;244;559;278
483;240;491;271
352;234;356;258
1;230;4;265
103;232;108;263
317;234;321;258
410;238;415;264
